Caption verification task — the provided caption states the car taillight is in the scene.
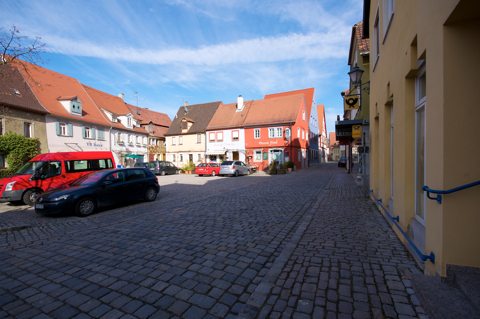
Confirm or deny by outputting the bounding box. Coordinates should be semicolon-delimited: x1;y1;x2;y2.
155;177;158;182
231;166;235;169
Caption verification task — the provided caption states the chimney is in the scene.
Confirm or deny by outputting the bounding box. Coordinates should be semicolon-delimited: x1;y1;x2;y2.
184;101;188;106
118;93;125;101
237;95;244;110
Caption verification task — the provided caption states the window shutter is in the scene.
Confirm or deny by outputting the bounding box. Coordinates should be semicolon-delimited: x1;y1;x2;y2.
55;121;60;135
82;126;85;138
98;129;104;140
67;124;73;136
92;127;96;139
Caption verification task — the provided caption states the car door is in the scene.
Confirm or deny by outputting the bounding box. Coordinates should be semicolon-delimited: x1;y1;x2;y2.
168;163;175;174
126;169;149;200
96;170;129;207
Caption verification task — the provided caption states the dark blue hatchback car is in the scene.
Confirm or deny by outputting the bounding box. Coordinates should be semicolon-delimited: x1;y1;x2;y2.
35;168;160;217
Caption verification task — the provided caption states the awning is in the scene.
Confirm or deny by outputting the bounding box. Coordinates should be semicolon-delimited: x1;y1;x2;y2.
123;154;144;158
205;151;226;155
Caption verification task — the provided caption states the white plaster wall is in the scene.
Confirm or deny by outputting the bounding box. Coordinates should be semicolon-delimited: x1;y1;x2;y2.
206;128;246;161
45;116;110;153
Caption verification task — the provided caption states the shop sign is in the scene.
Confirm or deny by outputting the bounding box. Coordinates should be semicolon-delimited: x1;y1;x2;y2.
259;140;279;146
352;125;362;138
336;127;351;137
86;141;104;147
344;95;360;110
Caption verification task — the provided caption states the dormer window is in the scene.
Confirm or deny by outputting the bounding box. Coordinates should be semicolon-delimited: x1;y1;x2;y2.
58;96;83;116
180;118;194;133
127;117;132;127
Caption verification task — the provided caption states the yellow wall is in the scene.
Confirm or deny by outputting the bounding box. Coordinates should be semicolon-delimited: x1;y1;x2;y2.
368;0;480;276
1;106;48;154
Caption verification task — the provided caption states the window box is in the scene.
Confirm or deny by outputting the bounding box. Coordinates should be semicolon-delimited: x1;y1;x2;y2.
128;142;134;146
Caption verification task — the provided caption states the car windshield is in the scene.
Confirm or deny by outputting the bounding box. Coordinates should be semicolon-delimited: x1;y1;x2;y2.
197;163;207;167
15;161;46;175
221;161;233;165
72;170;112;186
340;157;346;161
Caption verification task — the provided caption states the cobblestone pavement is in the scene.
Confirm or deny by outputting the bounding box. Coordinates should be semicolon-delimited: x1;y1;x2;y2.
0;164;426;318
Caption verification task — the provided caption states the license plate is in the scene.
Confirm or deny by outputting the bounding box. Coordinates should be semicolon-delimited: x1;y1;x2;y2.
35;203;44;209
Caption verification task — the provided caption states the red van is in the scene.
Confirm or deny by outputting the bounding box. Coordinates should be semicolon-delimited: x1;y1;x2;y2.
0;151;115;206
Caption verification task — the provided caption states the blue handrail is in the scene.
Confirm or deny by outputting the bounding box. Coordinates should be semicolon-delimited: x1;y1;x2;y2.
369;190;435;264
423;180;480;204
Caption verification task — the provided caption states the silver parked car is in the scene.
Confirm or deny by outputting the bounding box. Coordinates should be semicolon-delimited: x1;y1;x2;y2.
219;161;250;177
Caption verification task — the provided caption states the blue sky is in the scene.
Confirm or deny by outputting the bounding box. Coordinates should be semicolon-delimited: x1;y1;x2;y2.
1;0;363;136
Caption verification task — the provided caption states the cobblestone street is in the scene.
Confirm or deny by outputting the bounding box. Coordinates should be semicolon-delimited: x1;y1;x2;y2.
0;164;425;318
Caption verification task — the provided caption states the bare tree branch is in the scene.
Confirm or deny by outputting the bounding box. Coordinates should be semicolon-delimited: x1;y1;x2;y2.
0;25;47;82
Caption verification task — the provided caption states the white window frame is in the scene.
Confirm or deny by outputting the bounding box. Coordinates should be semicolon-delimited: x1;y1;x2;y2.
179;154;184;162
209;132;215;142
391;103;394;199
254;129;260;139
232;130;239;141
302;129;305;140
254;149;262;162
85;127;91;139
415;65;427;225
24;122;33;138
383;0;395;42
373;6;380;71
59;123;67;136
297;127;300;138
172;154;176;162
197;133;201;143
127;117;132;127
197;154;201;161
302;111;305;121
285;128;291;140
179;136;183;145
172;137;176;145
216;132;223;141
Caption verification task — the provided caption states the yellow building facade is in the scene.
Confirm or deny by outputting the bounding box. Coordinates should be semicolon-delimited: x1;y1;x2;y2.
367;0;480;276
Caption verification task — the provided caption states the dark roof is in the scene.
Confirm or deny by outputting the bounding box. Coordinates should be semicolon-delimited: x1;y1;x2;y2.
164;101;222;136
0;65;49;114
126;103;172;127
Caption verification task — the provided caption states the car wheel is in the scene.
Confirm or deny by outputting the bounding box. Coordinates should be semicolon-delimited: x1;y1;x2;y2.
234;170;239;177
198;174;203;177
23;189;42;206
211;171;216;177
247;169;251;176
176;170;179;174
161;171;165;176
145;187;157;202
75;198;96;217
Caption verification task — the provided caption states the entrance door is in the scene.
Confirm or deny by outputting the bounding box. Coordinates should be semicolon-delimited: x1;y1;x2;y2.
233;152;239;160
415;66;426;224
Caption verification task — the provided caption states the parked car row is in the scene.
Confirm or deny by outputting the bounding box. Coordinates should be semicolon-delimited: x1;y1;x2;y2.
0;151;252;218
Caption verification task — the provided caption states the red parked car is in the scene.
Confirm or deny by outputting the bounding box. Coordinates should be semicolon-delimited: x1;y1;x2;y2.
195;163;220;176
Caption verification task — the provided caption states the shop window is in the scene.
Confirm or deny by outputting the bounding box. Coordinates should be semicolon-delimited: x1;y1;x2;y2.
254;150;262;162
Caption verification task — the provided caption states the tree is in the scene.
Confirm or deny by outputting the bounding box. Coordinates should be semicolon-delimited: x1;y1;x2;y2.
0;25;46;79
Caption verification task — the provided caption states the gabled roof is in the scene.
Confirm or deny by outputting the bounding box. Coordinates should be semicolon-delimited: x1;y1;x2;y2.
152;126;168;138
349;20;370;66
265;88;314;119
82;84;147;134
0;65;48;115
164;101;222;136
126;103;172;128
206;100;253;130
17;62;111;126
243;94;304;127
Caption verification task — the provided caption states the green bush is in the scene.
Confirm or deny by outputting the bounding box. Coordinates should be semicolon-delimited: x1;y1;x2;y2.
181;161;196;172
0;132;39;179
286;161;295;169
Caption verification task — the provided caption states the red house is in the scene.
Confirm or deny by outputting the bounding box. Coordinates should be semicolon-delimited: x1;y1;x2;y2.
244;94;309;171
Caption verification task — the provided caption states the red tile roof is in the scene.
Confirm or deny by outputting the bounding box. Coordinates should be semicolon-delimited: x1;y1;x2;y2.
265;88;314;119
243;94;303;126
126;103;172;128
82;84;147;134
18;63;111;127
206;100;253;130
349;20;370;65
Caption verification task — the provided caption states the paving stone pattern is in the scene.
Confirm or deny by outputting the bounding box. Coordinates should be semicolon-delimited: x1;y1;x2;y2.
0;164;426;318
